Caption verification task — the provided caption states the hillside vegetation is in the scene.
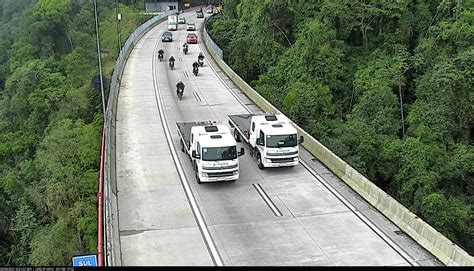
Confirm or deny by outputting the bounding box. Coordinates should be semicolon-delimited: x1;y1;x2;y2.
0;0;149;265
207;0;473;254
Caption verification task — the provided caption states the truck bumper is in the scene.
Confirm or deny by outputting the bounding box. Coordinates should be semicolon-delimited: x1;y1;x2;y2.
263;158;299;168
200;174;239;183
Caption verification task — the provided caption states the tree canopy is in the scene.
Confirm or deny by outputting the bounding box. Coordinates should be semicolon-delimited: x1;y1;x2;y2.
209;0;473;254
0;0;151;265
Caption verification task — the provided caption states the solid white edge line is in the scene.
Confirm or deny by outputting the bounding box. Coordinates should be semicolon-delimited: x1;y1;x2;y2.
152;33;224;267
300;160;419;266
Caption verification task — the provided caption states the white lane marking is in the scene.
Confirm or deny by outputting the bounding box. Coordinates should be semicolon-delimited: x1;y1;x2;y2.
252;183;283;217
152;33;224;267
199;33;418;266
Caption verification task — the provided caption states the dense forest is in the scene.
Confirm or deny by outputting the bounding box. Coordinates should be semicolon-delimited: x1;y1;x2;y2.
0;0;149;265
207;0;473;254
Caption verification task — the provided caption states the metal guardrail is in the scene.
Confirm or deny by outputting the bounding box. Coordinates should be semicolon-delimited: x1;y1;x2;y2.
99;11;177;266
202;14;474;266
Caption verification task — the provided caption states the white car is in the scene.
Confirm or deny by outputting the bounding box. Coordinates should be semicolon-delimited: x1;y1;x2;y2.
206;7;213;14
178;17;186;24
186;22;195;31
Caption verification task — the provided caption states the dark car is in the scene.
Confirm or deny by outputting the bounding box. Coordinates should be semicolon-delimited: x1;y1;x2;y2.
161;31;173;42
187;33;197;44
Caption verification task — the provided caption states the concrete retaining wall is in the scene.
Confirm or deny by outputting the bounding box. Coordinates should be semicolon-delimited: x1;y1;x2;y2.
202;16;474;266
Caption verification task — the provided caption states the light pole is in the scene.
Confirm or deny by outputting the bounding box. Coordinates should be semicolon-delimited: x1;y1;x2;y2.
93;0;106;120
115;0;122;53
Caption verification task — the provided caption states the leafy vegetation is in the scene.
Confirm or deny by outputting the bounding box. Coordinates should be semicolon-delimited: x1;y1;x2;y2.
208;0;473;254
0;0;150;265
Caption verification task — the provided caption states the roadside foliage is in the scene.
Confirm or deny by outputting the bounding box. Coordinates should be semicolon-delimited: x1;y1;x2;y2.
207;0;473;255
0;0;151;265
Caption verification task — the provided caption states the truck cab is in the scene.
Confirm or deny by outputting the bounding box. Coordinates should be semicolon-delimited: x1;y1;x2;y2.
167;15;178;31
249;115;301;169
189;125;244;183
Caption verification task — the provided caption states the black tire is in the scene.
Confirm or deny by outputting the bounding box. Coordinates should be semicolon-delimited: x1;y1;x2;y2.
234;129;241;142
195;171;202;184
257;152;264;170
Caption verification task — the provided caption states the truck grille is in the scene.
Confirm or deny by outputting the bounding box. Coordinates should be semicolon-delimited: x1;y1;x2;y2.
266;151;298;156
207;171;234;178
270;158;295;163
202;164;238;170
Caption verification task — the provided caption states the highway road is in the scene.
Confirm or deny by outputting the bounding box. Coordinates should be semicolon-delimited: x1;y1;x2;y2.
114;10;441;266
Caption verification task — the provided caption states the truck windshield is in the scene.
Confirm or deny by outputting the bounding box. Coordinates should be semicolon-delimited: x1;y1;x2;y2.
266;134;297;148
202;146;237;161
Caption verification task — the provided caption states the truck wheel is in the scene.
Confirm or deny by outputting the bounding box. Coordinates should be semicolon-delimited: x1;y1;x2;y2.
257;153;264;170
195;171;202;184
249;147;254;157
234;129;241;142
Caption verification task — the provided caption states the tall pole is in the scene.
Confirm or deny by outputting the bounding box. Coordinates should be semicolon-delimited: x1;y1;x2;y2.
93;0;106;121
115;0;122;53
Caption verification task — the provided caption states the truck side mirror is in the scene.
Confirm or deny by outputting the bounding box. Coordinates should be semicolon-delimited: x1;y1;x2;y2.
192;150;200;159
256;138;261;145
238;147;245;156
299;136;304;144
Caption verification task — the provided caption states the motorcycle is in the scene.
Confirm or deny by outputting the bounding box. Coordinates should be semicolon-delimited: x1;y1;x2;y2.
158;53;163;62
169;60;175;70
177;88;184;100
198;58;204;67
193;66;198;76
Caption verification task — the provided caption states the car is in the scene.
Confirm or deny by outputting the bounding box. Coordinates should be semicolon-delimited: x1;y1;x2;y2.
196;11;204;18
178;17;186;24
186;22;195;31
206;6;213;13
186;33;197;44
161;31;173;42
196;6;202;12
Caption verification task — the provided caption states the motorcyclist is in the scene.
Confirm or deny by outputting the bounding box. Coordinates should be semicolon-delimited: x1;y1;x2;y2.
176;80;185;96
198;52;204;66
158;49;164;58
183;42;188;50
169;56;175;67
192;61;199;75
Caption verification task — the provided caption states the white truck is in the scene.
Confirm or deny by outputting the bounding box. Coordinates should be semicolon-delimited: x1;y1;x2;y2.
177;121;245;183
167;14;178;31
228;114;304;169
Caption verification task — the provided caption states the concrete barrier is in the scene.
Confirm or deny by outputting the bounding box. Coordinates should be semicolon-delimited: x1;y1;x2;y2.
202;16;474;266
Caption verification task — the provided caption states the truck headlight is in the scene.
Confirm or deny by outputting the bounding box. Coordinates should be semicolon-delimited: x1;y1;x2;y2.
233;170;239;175
201;172;208;177
266;159;272;163
294;157;298;161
